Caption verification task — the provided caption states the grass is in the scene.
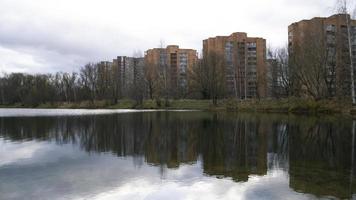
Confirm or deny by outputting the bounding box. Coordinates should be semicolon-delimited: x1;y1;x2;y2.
0;98;354;115
230;98;352;114
167;99;212;110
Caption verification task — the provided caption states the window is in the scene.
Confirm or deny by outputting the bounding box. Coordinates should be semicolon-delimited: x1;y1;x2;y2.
225;42;234;74
326;34;336;44
247;43;256;48
179;53;188;74
288;31;293;37
159;52;167;66
340;25;348;34
326;24;336;32
225;42;234;62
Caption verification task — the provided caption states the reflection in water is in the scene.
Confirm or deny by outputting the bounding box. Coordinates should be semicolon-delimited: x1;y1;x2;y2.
0;111;355;199
288;117;356;199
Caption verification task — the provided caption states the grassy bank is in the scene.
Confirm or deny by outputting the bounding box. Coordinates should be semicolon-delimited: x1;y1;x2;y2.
0;99;214;110
225;98;352;114
0;98;354;115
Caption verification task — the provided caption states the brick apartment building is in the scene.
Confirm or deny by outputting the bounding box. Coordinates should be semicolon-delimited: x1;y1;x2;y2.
112;56;144;97
288;14;356;97
144;45;197;97
203;32;267;99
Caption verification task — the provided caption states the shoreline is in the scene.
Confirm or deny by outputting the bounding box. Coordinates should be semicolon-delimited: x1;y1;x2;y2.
0;98;355;116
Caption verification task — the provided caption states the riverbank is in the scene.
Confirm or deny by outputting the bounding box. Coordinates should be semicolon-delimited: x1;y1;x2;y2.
0;98;354;115
226;98;353;114
0;99;213;110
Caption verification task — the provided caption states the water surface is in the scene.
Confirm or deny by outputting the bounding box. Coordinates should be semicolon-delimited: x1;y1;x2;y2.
0;109;355;200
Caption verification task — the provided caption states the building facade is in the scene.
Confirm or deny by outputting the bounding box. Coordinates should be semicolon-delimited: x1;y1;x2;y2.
144;45;198;98
288;14;356;97
112;56;145;98
203;32;267;99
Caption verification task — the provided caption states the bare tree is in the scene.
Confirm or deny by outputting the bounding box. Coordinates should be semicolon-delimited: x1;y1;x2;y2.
289;23;332;100
0;74;5;104
158;40;170;105
202;51;226;105
268;46;293;98
80;63;98;103
111;59;121;104
337;0;356;103
132;51;145;105
62;72;78;102
144;59;159;100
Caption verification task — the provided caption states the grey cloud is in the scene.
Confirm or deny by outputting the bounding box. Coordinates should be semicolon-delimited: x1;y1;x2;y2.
0;1;145;73
0;0;342;73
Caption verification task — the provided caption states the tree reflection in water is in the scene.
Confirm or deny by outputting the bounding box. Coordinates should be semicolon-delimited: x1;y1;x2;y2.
0;112;355;199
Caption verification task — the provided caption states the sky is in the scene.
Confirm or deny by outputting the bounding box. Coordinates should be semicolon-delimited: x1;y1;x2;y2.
0;0;352;74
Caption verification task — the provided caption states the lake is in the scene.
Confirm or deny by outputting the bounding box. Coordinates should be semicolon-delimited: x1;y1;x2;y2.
0;109;355;200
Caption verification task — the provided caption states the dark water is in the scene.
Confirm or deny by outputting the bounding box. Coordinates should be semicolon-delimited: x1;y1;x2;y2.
0;109;356;200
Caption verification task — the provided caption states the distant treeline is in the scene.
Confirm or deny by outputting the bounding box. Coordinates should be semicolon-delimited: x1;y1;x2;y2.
0;62;144;106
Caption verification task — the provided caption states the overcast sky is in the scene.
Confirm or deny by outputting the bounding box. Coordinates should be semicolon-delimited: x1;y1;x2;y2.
0;0;353;74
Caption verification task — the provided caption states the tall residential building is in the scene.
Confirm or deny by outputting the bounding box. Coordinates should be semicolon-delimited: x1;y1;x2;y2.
203;32;267;99
288;14;356;97
112;56;145;98
145;45;198;97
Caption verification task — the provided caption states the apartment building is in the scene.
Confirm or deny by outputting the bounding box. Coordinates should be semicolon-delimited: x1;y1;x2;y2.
145;45;198;97
112;56;145;97
288;14;356;97
203;32;267;99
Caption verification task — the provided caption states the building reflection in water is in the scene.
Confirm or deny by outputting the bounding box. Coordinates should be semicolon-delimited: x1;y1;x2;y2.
0;112;355;199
